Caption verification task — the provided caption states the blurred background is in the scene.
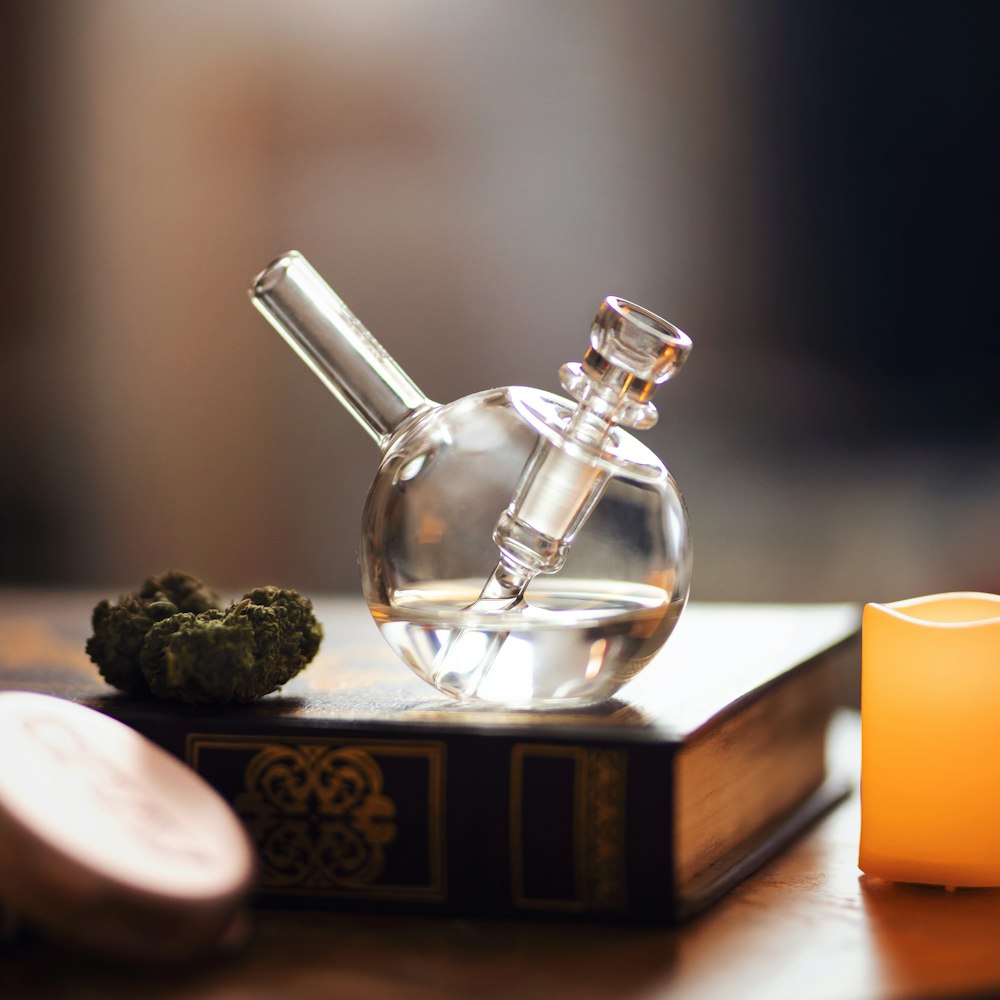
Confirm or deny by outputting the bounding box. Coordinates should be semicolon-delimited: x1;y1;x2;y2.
2;0;998;603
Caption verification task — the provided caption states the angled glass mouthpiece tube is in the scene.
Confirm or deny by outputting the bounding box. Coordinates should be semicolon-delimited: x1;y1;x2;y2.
251;251;431;446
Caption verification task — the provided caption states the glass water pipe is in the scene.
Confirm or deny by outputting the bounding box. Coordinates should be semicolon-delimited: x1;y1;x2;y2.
250;252;693;708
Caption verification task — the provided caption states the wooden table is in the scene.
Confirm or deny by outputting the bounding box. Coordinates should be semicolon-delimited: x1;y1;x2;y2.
3;709;999;1000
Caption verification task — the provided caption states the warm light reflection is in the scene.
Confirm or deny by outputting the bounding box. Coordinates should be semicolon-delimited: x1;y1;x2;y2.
418;513;445;544
584;637;608;681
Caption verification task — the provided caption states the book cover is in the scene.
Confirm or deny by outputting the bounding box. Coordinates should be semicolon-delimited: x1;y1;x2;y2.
0;591;858;922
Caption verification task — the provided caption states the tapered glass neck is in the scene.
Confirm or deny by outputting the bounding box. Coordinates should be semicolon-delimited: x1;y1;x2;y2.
250;252;433;448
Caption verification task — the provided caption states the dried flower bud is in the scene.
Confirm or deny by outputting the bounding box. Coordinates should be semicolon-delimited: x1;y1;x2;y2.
87;573;323;705
85;571;221;694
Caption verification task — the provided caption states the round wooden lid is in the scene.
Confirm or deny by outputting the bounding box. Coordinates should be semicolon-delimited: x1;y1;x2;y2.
0;691;256;961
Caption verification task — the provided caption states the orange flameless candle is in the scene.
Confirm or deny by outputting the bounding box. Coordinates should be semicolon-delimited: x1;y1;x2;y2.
860;592;1000;887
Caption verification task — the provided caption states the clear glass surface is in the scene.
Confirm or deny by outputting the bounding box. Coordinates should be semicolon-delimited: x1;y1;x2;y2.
362;387;690;706
250;253;692;708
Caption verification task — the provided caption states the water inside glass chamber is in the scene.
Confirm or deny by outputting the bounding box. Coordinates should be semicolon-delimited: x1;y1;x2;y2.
372;578;682;706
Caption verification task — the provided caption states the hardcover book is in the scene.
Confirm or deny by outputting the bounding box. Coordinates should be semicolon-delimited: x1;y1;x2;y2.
0;591;858;922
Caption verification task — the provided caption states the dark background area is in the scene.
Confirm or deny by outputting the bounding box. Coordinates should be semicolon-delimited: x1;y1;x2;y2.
2;1;998;603
762;2;998;448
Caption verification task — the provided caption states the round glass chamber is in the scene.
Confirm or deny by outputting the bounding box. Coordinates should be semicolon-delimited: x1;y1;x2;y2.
362;386;690;707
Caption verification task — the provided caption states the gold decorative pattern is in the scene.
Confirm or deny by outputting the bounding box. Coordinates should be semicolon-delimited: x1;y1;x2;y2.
187;735;447;901
585;748;629;911
235;744;396;889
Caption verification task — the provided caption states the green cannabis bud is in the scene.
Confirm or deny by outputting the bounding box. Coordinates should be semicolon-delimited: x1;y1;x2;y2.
140;588;323;704
85;571;222;694
240;586;324;671
86;574;322;704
